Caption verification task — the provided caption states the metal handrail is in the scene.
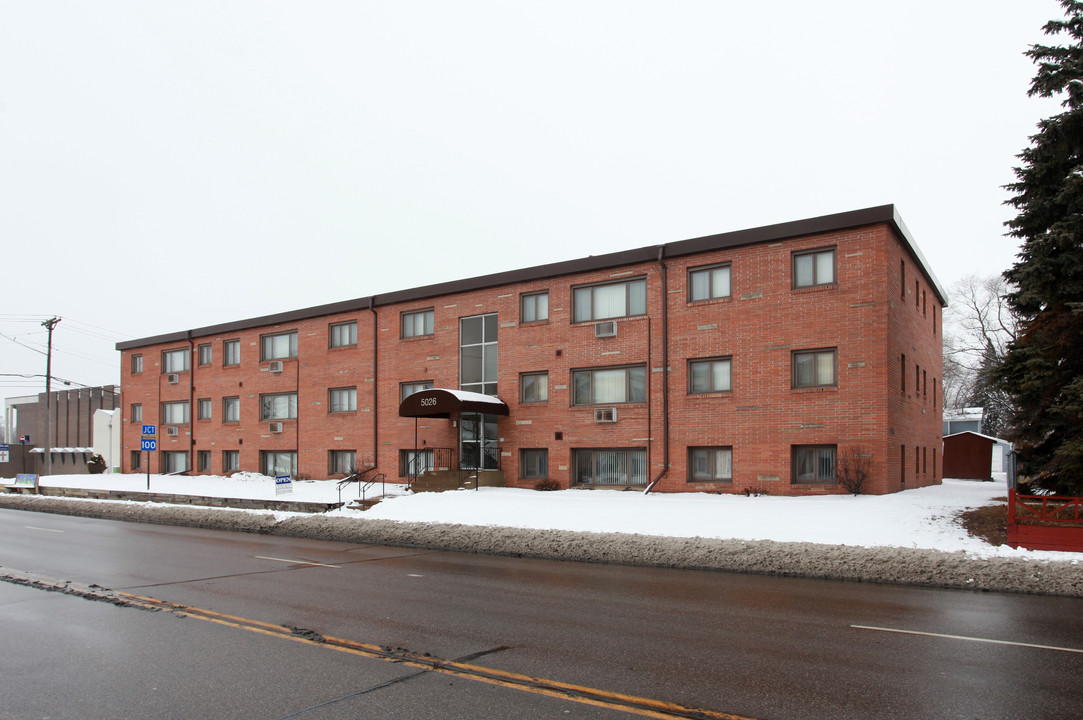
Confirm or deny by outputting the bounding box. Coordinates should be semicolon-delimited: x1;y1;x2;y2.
337;468;386;504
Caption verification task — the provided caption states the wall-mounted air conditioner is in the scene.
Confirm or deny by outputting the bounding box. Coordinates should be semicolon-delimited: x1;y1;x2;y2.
165;426;179;436
268;361;284;373
593;407;617;423
269;422;283;433
594;321;617;338
167;373;180;384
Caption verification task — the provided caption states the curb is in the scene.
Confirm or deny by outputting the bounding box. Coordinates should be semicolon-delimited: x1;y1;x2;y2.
1;493;1081;598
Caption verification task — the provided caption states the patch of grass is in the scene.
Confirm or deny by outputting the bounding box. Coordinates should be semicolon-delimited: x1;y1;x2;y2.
959;503;1008;546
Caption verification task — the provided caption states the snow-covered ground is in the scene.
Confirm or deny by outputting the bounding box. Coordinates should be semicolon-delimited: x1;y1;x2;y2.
9;472;1072;561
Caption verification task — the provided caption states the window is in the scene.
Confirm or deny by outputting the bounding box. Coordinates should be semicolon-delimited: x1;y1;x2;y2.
198;450;211;472
330;321;357;348
162;348;189;373
402;309;434;338
460;314;498;396
400;449;434;477
573;278;646;322
223;396;240;423
520;372;548;403
689;447;733;482
521;291;549;323
131;354;143;374
792;445;836;484
131;450;141;470
261;331;298;361
793;248;836;288
688;357;732;394
573;449;647;486
329;387;357;413
901;354;907;393
329;450;357;475
162;451;189;474
223;450;239;473
161;401;189;425
260;393;297;420
573;365;646;405
197;398;212;420
198;344;212;366
900;260;906;300
689;263;731;302
520;449;549;479
792;349;836;388
224;339;241;366
130;403;142;424
261;451;297;477
401;381;434;401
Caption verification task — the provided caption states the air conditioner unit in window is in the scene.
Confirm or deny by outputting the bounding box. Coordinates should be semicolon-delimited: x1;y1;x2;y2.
165;426;179;436
268;361;284;373
167;373;180;384
593;407;617;423
268;422;283;433
594;321;617;338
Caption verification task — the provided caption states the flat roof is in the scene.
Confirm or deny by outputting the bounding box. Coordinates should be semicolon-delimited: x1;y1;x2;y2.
118;204;945;351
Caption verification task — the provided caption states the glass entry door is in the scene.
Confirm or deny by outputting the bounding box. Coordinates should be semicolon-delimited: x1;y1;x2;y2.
460;412;499;470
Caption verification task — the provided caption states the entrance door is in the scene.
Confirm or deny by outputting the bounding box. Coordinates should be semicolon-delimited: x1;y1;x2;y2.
460;412;499;470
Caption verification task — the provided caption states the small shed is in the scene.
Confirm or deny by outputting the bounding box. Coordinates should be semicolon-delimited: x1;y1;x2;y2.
943;431;1010;481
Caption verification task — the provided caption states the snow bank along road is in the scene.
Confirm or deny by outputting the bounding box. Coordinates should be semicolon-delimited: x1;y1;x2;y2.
1;493;1081;598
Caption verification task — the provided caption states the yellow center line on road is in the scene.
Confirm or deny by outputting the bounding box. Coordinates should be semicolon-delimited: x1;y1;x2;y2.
852;624;1083;654
115;588;759;720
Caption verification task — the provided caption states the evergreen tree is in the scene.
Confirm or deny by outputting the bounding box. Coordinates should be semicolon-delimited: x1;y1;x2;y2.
999;0;1083;494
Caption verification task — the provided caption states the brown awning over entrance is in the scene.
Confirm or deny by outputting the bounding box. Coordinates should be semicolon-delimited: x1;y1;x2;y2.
398;388;510;419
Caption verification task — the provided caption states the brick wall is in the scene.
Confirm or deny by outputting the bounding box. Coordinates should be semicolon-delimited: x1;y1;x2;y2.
119;219;943;495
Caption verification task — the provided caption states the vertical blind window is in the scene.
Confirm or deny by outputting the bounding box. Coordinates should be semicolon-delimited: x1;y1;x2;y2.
573;279;646;322
573;366;646;405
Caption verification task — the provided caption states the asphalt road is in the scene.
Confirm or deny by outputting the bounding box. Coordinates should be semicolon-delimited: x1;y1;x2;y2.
1;508;1081;720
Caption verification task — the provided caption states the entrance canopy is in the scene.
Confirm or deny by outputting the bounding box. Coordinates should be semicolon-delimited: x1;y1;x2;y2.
398;388;509;419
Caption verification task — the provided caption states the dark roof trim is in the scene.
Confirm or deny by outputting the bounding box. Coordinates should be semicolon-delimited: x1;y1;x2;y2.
117;204;945;351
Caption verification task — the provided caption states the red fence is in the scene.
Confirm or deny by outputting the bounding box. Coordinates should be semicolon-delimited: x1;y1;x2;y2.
1007;489;1083;552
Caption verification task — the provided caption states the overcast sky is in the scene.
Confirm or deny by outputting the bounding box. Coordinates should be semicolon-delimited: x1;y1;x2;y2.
0;0;1066;413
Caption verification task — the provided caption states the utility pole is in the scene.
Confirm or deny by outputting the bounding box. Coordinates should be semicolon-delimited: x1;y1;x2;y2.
41;317;60;477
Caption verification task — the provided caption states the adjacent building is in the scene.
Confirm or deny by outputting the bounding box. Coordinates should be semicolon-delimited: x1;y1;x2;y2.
1;385;121;476
116;205;945;495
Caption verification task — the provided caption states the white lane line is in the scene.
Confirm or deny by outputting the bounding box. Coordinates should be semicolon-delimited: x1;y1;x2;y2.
255;556;341;569
25;526;63;533
852;624;1083;654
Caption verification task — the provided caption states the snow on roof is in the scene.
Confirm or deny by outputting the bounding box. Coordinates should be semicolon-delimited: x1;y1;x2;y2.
29;447;95;453
943;431;1011;445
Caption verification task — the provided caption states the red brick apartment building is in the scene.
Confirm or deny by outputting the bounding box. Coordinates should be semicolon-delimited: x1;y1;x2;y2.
116;205;945;495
